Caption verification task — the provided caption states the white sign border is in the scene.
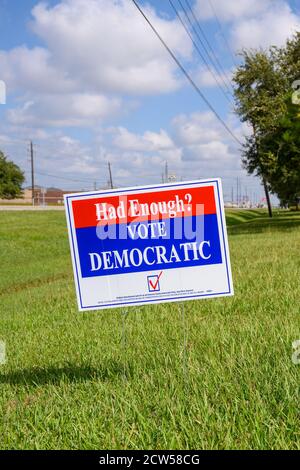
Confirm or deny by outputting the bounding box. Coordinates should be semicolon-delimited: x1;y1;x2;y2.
64;179;234;311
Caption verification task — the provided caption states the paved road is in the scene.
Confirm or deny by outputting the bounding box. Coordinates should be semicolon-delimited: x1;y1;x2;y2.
0;205;65;211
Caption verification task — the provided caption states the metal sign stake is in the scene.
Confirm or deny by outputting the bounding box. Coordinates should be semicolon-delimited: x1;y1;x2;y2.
180;302;189;389
121;309;129;381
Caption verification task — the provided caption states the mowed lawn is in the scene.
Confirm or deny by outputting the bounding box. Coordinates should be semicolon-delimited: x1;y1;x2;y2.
0;209;299;449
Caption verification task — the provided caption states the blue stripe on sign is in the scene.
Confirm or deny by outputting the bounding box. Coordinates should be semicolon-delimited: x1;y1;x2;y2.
75;213;222;278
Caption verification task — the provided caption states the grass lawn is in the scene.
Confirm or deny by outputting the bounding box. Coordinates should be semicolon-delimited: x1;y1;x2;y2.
0;209;299;449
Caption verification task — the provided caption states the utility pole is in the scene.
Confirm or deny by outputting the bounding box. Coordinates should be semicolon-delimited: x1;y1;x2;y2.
30;141;35;206
236;177;239;206
231;187;234;207
93;181;97;191
108;162;113;189
165;161;168;183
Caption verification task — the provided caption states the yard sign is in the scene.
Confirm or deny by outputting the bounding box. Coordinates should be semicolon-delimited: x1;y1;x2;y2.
64;179;233;311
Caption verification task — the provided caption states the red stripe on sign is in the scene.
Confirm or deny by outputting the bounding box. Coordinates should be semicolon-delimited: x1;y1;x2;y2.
72;186;216;229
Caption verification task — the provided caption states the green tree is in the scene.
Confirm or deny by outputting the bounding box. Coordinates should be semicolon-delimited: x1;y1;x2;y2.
262;95;300;208
275;32;300;87
0;151;25;199
233;50;285;216
233;32;300;212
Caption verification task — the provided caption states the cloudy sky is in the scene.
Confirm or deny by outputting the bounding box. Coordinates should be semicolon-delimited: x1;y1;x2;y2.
0;0;299;202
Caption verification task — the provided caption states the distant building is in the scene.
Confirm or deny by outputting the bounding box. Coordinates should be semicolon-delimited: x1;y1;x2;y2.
0;187;80;205
0;188;31;204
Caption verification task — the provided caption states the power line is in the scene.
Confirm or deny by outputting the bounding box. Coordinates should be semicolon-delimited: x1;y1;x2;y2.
26;168;179;185
176;0;232;95
28;170;106;185
36;150;112;169
169;0;231;103
183;0;234;93
207;0;238;67
26;167;262;186
131;0;242;146
0;138;29;146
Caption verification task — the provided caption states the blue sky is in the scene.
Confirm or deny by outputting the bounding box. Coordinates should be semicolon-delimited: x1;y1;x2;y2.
0;0;299;203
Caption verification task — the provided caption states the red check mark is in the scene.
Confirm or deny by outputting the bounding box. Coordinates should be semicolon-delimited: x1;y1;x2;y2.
149;271;163;290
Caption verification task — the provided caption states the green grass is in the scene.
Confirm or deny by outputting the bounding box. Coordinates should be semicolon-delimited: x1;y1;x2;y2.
0;209;299;449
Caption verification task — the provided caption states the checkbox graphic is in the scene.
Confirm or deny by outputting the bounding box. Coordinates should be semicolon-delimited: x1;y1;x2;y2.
147;271;163;292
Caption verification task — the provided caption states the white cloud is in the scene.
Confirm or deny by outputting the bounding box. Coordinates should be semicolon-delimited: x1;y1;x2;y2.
172;111;226;145
112;127;175;152
0;114;257;195
29;0;192;96
194;0;272;22
196;67;233;90
182;141;232;164
0;46;74;94
1;0;192;98
0;0;194;129
7;93;122;127
104;126;182;182
194;0;300;51
171;110;241;175
232;3;300;49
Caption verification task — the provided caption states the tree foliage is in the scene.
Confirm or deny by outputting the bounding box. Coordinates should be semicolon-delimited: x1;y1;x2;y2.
233;32;300;207
0;151;25;199
263;96;300;207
